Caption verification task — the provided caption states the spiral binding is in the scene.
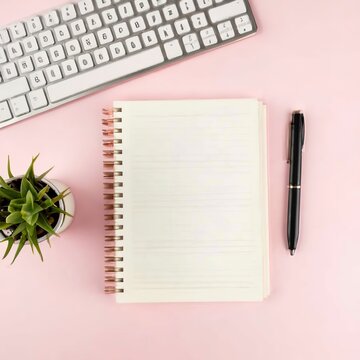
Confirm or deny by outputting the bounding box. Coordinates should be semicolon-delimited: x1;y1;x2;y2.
103;107;124;295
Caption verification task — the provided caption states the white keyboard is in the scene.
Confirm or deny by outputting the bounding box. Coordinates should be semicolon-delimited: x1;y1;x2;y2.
0;0;257;128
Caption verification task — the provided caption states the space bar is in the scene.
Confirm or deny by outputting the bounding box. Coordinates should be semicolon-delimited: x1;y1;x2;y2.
47;46;164;103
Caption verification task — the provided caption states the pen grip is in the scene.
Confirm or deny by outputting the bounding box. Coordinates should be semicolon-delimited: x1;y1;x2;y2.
287;188;301;249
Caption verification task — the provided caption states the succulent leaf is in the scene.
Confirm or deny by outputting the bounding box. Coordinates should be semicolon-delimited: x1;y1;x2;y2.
7;156;14;179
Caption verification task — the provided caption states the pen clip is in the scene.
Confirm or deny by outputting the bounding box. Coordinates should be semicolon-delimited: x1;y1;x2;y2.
287;121;292;163
301;114;305;149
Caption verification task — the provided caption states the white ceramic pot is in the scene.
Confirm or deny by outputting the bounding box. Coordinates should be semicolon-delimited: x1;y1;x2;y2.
0;177;75;243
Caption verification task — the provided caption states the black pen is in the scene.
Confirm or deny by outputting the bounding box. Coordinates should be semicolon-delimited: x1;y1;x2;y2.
287;111;305;256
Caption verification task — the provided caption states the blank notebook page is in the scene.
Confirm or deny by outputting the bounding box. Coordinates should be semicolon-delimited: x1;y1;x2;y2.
114;99;269;303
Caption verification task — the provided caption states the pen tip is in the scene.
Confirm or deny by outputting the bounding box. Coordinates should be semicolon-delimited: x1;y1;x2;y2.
290;249;296;256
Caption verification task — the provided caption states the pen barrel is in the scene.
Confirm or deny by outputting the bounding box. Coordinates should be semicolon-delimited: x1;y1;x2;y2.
287;188;301;249
289;120;303;186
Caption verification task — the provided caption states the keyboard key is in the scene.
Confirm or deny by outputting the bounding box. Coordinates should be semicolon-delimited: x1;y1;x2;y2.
174;19;191;35
191;13;208;29
47;46;164;103
125;36;142;53
113;23;130;39
0;48;7;64
29;70;47;88
130;16;146;33
65;39;82;56
61;4;78;22
0;101;12;122
18;56;34;74
218;21;235;40
7;42;23;60
1;63;19;80
11;95;30;116
102;9;118;24
39;30;55;48
49;45;66;62
94;48;110;65
179;0;196;15
78;0;95;15
43;11;60;27
61;59;78;76
46;65;63;82
135;0;150;13
109;42;126;59
28;89;48;110
97;28;114;45
142;30;158;47
146;11;162;27
26;17;43;34
158;24;174;41
200;27;217;46
208;0;246;23
9;23;27;39
22;36;39;54
81;34;98;50
70;19;87;36
0;77;29;102
33;51;50;68
118;3;134;19
54;25;71;42
86;14;103;30
197;0;213;9
163;5;179;21
0;29;10;45
182;33;200;53
96;0;111;9
164;39;183;60
78;53;94;70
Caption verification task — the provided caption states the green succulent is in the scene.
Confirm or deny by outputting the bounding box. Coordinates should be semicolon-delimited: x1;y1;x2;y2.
0;155;71;264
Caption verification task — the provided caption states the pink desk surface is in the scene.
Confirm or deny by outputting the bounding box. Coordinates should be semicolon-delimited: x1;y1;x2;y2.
1;1;360;359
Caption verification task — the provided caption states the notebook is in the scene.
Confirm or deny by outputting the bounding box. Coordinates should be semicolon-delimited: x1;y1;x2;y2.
103;99;269;303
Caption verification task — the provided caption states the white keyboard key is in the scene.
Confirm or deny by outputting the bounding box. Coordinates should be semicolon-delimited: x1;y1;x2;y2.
142;30;158;47
109;42;126;59
158;24;174;41
96;0;111;9
102;9;118;24
179;0;196;15
1;63;19;80
197;0;213;9
130;17;146;33
0;29;10;45
94;48;110;65
200;27;217;46
62;59;78;76
208;0;246;23
235;15;252;34
163;4;179;21
78;53;94;70
113;23;130;39
135;0;150;12
54;25;71;42
182;33;200;53
81;34;98;50
146;11;162;27
34;50;50;68
125;36;142;53
78;0;95;15
164;39;183;60
48;46;164;103
18;56;34;74
7;42;23;60
22;36;39;54
28;89;48;110
26;17;43;34
11;95;30;116
49;45;66;62
97;28;114;45
0;101;12;122
86;14;103;30
61;4;77;22
39;30;55;48
0;77;29;101
65;39;81;56
0;48;7;64
46;65;63;82
29;70;47;88
191;13;208;28
9;23;27;39
175;19;191;35
218;21;235;40
43;11;60;27
118;3;134;19
70;19;87;36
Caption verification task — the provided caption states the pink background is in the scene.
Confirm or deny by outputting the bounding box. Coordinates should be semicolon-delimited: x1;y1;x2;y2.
1;1;360;359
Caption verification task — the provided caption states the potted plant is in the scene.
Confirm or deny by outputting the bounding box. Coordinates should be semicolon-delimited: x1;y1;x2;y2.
0;155;74;263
